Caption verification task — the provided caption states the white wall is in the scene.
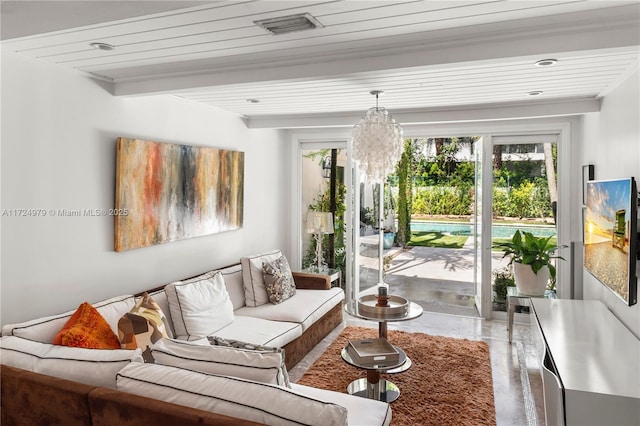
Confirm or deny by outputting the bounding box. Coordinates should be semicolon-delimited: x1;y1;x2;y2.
578;69;640;337
0;51;290;325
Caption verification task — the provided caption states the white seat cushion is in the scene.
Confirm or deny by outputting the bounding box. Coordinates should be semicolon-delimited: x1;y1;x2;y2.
117;363;348;426
241;249;283;307
152;338;290;387
235;288;344;331
0;336;143;389
165;271;234;340
1;295;135;343
290;383;392;426
212;316;302;348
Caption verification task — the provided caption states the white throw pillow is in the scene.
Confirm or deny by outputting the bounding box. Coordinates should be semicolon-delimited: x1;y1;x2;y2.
0;335;143;389
165;271;234;340
241;250;284;307
151;338;290;387
116;363;348;426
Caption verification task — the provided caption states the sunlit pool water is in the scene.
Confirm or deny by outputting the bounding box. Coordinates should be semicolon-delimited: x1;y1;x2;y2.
410;221;556;238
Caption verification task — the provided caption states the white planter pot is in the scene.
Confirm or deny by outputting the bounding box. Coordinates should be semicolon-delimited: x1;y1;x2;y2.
513;262;549;296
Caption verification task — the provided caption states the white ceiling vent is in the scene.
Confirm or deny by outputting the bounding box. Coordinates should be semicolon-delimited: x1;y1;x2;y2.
254;13;323;35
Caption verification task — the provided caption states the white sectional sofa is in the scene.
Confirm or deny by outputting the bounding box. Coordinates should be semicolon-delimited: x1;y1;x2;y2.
0;250;392;426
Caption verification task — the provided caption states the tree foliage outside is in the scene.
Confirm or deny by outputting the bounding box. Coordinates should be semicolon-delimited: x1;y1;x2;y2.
301;139;556;291
395;139;415;246
388;138;555;222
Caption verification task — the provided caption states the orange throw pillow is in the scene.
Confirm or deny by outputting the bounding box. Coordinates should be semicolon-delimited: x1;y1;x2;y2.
53;302;120;349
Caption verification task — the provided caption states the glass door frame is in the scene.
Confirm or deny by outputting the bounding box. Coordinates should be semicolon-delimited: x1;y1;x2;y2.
475;136;493;319
290;136;350;283
403;121;571;319
291;120;571;318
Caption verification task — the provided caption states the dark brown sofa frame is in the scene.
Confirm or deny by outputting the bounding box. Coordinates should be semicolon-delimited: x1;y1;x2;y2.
1;364;264;426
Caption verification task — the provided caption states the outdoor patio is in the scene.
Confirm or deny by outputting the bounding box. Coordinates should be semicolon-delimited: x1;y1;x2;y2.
358;236;511;317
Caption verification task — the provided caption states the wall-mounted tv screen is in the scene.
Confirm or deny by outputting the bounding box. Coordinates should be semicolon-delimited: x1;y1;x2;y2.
584;177;637;306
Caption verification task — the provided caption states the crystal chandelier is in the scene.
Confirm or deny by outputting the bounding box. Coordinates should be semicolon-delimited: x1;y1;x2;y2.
352;90;404;291
351;90;404;183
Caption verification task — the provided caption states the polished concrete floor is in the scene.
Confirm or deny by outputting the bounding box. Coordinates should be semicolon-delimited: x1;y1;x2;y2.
291;244;545;425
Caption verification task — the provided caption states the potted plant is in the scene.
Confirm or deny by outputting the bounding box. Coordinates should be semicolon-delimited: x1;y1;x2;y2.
492;265;515;310
494;230;566;296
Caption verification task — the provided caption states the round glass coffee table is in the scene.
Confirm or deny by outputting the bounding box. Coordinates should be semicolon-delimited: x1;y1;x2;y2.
341;344;407;403
344;298;423;373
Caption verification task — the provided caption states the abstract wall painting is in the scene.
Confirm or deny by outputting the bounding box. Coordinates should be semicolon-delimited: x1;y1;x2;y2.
115;138;244;252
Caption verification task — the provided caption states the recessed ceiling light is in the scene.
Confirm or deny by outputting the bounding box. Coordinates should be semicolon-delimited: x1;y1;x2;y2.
246;99;260;104
528;91;544;96
89;42;115;51
535;59;557;67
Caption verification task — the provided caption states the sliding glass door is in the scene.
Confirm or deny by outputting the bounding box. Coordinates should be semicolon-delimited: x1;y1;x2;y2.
489;135;559;316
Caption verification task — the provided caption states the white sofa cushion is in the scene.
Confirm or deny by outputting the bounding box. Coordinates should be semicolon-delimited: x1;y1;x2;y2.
152;338;290;387
116;363;348;426
290;383;392;426
212;315;302;348
165;271;234;340
235;287;344;332
218;264;245;310
1;295;135;343
241;249;283;307
0;336;143;389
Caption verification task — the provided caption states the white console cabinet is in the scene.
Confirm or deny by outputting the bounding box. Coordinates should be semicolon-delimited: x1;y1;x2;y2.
530;299;640;426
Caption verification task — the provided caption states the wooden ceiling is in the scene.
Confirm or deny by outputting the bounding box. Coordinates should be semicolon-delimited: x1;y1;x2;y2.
2;1;639;121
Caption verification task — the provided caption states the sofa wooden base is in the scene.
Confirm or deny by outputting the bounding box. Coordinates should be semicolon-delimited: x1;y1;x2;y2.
283;302;343;370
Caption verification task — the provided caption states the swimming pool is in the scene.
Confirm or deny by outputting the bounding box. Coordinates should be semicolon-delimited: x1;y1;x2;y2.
410;221;556;238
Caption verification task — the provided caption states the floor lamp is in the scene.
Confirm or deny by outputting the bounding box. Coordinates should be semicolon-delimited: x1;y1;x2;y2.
306;211;334;272
352;90;404;291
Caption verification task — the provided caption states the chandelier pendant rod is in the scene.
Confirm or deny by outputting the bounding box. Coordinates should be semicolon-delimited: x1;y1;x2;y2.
378;182;385;286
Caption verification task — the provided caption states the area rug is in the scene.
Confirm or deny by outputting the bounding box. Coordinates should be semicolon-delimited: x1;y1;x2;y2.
296;327;496;425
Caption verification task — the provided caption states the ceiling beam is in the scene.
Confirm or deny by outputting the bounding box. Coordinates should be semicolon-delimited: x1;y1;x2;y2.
245;98;601;129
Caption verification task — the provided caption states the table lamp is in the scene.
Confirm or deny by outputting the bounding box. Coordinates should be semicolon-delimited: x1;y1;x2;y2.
306;212;334;272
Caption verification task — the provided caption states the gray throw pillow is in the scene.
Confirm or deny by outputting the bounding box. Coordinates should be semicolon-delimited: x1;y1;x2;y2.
262;255;296;305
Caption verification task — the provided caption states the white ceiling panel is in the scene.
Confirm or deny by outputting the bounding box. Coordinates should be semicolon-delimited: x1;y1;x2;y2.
2;1;639;123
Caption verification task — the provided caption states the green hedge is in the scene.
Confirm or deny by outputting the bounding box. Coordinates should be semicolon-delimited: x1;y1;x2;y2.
412;186;472;215
493;180;552;218
412;182;552;219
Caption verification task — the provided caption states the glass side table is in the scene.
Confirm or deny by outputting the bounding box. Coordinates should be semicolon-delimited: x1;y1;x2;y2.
299;267;341;288
341;344;407;403
344;299;423;374
507;286;556;343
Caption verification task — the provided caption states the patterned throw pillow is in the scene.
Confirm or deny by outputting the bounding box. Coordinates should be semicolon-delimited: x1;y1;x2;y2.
53;302;121;349
118;292;169;362
262;255;296;304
